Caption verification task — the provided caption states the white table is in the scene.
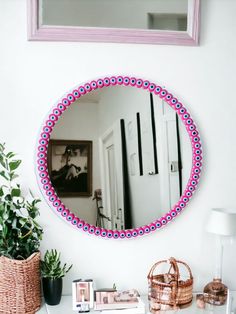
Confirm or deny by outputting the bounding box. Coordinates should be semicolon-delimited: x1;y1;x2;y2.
36;294;236;314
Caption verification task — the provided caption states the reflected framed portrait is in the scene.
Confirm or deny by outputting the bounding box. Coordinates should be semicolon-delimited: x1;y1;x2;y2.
47;139;92;197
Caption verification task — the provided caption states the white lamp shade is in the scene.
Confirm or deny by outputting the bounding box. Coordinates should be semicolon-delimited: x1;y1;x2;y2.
206;208;236;236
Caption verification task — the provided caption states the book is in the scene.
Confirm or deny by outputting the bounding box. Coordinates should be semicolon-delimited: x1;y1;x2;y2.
97;306;145;314
96;298;145;314
94;297;144;311
94;289;140;311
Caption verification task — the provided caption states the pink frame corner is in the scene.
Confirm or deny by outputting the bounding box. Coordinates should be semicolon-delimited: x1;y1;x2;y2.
36;75;202;239
27;0;200;46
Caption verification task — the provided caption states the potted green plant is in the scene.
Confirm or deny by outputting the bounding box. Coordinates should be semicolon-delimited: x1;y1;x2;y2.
0;143;43;313
41;249;73;305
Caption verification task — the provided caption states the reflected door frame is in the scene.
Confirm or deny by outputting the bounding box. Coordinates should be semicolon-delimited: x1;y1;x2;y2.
154;96;181;213
99;122;125;230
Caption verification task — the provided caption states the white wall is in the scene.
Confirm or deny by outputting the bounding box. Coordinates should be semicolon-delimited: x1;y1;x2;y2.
50;101;100;225
98;86;162;227
1;0;236;296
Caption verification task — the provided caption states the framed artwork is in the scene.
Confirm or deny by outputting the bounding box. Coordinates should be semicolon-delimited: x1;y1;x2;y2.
72;280;94;311
47;139;92;197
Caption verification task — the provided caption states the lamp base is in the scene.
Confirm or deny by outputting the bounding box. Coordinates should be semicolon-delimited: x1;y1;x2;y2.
203;278;227;306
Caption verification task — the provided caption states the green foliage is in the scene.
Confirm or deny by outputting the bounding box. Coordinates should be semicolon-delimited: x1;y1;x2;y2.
41;249;72;279
0;143;43;260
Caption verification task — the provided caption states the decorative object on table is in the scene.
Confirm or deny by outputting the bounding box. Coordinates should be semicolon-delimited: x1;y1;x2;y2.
147;257;193;312
94;288;143;311
94;287;116;308
72;279;94;312
47;139;92;197
196;294;206;309
203;278;227;306
204;208;236;306
0;143;43;314
196;290;233;313
41;249;73;306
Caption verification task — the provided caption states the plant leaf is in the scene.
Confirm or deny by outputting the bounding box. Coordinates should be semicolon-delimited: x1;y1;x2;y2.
9;160;21;171
0;171;9;180
11;188;21;197
0;143;5;152
6;152;16;159
0;155;6;168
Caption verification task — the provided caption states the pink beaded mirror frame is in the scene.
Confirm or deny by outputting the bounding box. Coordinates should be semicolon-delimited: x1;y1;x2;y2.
36;76;202;239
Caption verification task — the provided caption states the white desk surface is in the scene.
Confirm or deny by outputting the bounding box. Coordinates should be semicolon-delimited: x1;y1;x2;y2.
36;294;236;314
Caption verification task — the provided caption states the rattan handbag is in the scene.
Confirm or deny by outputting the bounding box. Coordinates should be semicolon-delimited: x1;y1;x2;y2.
147;257;193;312
0;252;41;314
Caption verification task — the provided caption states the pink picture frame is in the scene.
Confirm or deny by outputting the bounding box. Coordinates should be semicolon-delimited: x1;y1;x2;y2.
27;0;200;46
36;75;202;239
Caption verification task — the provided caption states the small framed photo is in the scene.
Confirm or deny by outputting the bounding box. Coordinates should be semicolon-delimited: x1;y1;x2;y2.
72;279;94;311
47;140;92;197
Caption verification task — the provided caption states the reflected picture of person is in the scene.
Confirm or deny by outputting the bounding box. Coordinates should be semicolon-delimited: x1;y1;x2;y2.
48;140;92;197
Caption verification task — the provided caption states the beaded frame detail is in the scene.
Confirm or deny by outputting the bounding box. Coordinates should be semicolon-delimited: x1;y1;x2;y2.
36;76;202;239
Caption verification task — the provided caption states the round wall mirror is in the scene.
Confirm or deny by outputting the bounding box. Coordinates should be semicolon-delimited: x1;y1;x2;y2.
36;76;202;239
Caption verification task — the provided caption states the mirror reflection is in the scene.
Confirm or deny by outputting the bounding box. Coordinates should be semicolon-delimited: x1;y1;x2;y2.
40;0;188;31
48;86;192;230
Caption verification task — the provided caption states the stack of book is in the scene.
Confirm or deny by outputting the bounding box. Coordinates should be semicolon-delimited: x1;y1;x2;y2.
94;289;145;314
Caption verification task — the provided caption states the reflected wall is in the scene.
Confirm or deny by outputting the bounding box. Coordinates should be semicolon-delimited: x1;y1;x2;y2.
40;0;188;31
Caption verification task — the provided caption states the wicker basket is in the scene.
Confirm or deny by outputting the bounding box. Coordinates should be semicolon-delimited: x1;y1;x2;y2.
0;252;41;314
147;257;193;312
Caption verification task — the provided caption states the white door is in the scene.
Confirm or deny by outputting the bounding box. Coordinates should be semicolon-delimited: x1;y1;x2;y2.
99;122;125;230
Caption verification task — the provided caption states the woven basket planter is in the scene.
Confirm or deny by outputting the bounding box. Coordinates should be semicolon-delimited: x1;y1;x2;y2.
147;257;193;312
0;252;41;314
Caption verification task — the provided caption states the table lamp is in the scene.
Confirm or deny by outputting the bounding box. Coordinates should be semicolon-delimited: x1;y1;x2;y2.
204;208;236;305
